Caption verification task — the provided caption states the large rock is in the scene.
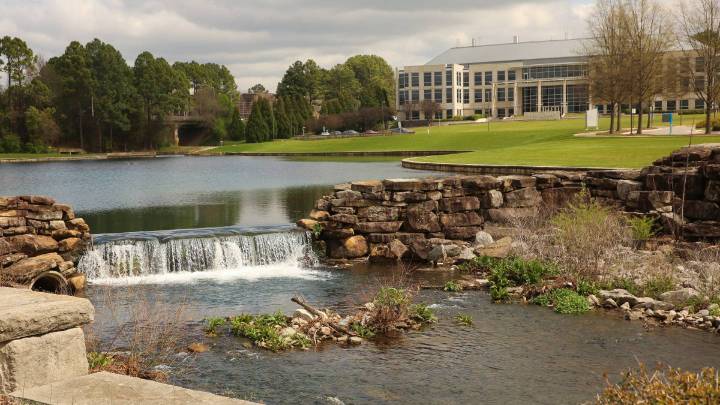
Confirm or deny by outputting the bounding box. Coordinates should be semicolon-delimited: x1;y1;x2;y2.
498;175;536;191
351;180;383;193
475;231;494;247
382;178;423;191
369;239;408;263
672;199;720;220
354;221;403;234
682;221;720;239
617;180;643;201
309;209;330;221
658;288;700;306
296;218;319;231
405;204;441;233
439;212;483;228
1;327;88;393
481;190;504;208
540;187;581;207
6;234;59;255
4;253;65;284
444;226;483;240
473;237;512;258
599;289;638;307
461;176;502;191
357;206;399;222
484;207;538;223
646;172;706;199
0;287;94;342
439;197;480;213
503;188;542;208
706;180;720;202
328;235;368;259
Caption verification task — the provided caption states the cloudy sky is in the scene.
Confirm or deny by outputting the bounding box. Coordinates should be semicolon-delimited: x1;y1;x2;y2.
1;0;594;92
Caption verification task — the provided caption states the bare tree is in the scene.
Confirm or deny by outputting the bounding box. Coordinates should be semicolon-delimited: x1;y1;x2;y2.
624;0;672;134
679;0;720;134
584;0;633;134
420;100;441;125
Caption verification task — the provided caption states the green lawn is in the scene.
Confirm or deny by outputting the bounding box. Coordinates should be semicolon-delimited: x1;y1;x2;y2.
211;114;720;168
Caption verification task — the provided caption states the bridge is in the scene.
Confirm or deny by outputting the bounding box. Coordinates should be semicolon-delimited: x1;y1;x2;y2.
166;114;208;146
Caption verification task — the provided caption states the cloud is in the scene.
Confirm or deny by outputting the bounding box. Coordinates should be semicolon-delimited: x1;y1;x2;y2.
0;0;592;91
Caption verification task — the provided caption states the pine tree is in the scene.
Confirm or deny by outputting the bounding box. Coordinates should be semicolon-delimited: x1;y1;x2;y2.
227;107;245;141
245;101;268;143
257;98;276;141
274;97;292;139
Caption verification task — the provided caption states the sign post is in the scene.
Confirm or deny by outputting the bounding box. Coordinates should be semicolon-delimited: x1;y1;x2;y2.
585;108;599;130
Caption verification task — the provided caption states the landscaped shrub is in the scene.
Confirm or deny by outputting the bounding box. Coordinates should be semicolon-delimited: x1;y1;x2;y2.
628;216;656;243
532;288;590;314
0;133;22;153
597;364;720;404
371;287;413;332
696;118;720;131
482;256;557;302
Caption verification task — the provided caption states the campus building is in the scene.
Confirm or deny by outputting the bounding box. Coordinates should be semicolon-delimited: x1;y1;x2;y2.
396;38;703;120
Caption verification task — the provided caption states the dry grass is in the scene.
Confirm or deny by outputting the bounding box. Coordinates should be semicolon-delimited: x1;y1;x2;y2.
683;247;720;300
85;286;190;381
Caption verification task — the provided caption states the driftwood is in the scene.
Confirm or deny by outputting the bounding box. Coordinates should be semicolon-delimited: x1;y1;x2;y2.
291;296;355;336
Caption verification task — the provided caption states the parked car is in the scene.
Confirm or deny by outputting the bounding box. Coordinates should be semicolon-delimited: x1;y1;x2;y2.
320;131;330;135
389;127;415;134
342;130;359;135
332;130;342;135
364;130;379;134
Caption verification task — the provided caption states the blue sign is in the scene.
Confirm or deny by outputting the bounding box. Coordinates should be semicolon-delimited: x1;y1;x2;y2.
662;112;673;124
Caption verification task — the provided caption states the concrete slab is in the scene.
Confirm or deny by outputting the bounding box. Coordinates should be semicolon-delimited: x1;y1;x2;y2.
11;372;259;404
0;287;94;342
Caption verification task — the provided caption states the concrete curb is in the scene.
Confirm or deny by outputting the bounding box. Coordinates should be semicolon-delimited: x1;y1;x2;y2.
401;158;628;175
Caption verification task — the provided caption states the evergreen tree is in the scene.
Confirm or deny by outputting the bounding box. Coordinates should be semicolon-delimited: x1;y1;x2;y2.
274;97;292;139
257;98;275;141
227;107;245;141
245;100;267;143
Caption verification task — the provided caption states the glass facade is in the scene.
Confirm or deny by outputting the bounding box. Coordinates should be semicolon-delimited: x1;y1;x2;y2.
507;87;514;102
434;72;442;86
445;70;452;86
474;89;482;103
523;87;538;113
508;70;516;81
484;71;492;85
541;86;563;109
474;72;482;86
411;73;419;87
424;72;432;87
497;88;506;102
463;72;469;87
522;64;586;80
566;85;589;113
497;71;506;82
434;89;442;102
446;88;452;103
424;89;432;100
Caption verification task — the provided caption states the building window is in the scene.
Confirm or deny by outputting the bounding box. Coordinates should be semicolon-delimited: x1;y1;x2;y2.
398;91;406;104
654;100;662;111
696;99;705;109
411;72;419;87
457;89;462;103
508;108;514;116
521;64;587;80
497;71;506;82
434;72;442;86
424;89;432;100
424;72;432;87
456;72;462;86
484;71;492;85
446;88;453;103
435;111;443;119
680;99;689;110
566;85;589;113
463;89;469;104
411;110;420;120
695;77;706;90
523;87;538;113
446;109;453;118
411;90;419;102
508;70;516;81
434;89;442;102
474;109;483;114
462;72;469;87
541;86;563;109
667;100;677;110
485;89;492;103
445;70;452;86
474;89;482;103
474;72;482;86
398;73;406;89
497;88;506;102
507;87;514;102
696;57;705;73
497;108;506;118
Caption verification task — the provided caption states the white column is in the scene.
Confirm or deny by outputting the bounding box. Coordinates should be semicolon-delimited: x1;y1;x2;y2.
562;80;567;115
537;81;542;112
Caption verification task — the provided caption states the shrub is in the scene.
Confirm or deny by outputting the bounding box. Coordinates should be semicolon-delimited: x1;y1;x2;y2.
312;222;323;238
576;279;599;297
628;216;656;242
443;280;463;292
486;257;558;302
204;317;226;336
350;322;376;338
597;364;720;403
532;288;590;314
696;118;720;131
227;311;307;352
490;283;510;302
87;352;114;369
0;133;22;153
600;275;675;300
410;303;437;323
371;287;413;332
454;313;474;326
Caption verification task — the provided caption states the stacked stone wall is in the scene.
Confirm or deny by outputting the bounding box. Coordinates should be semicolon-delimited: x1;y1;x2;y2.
300;144;720;262
0;196;90;291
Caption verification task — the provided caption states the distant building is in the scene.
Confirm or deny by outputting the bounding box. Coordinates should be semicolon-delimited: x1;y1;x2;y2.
396;37;702;120
237;92;275;119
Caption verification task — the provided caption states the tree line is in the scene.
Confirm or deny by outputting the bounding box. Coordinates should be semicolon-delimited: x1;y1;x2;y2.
585;0;720;134
0;36;243;152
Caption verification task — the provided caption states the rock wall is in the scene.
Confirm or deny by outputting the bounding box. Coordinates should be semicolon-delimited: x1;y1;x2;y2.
299;144;720;262
0;196;90;292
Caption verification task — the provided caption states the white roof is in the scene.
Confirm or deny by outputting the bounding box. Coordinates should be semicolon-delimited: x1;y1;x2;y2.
426;38;588;65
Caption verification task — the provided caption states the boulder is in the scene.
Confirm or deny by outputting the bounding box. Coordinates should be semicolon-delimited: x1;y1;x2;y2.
461;176;502;191
320;228;354;240
67;273;86;291
481;190;503;208
439;212;483;228
390;191;427;203
633;297;674;311
409;239;434;261
351;180;384;193
369;240;408;263
309;209;330;221
357;206;399;222
382;178;423;191
503;188;542;208
58;237;82;253
293;308;315;322
406;206;441;233
329;213;358;225
533;174;561;189
658;288;700;306
599;289;638;307
706;180;720;202
444;226;483;240
475;231;494;247
473;237;512;258
354;221;403;234
672;199;720;220
6;234;58;255
4;253;65;284
329;235;368;259
484;207;538;223
682;221;720;239
617;180;643;201
296;218;319;231
498;175;536;191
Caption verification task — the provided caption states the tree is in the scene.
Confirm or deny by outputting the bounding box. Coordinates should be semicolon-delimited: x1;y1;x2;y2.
585;0;633;134
323;64;361;113
274;97;293;138
257;97;276;140
248;83;267;94
420;100;441;124
0;36;37;134
227;107;245;141
624;0;671;134
680;0;720;134
344;55;395;108
174;61;237;99
25;106;60;148
245;100;268;143
277;59;324;101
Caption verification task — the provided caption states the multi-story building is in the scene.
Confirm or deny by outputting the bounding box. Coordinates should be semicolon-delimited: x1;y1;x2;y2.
396;37;703;120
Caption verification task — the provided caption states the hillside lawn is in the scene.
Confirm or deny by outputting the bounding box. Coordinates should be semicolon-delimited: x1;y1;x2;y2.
210;114;720;168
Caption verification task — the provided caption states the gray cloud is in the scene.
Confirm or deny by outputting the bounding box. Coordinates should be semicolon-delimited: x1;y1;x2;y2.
0;0;592;91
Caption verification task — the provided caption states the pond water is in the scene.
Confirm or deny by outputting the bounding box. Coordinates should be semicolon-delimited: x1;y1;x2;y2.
3;156;720;404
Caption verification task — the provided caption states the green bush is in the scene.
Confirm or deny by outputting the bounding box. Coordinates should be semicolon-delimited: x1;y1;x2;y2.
443;280;463;292
350;322;376;338
227;311;308;352
87;352;114;369
0;133;22;153
204;317;227;336
576;279;599;297
628;216;656;242
454;313;474;326
532;288;590;314
410;303;437;323
696;118;720;131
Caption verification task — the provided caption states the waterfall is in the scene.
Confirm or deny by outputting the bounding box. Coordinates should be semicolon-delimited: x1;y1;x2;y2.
78;230;319;284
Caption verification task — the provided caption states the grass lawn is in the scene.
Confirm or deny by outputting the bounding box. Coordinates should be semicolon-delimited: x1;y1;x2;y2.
210;114;720;168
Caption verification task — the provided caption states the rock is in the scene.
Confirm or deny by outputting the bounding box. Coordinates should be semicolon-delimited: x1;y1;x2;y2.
659;288;700;306
473;237;512;258
484;207;538;223
602;298;618;308
309;210;330;221
481;190;503;208
382;178;423;191
6;234;59;255
475;231;494;247
706;180;720;202
457;247;476;261
409;239;434;261
587;294;600;306
349;336;363;344
699;309;710;317
406;206;441;233
439;197;480;213
625;310;643;321
599;289;639;307
498;175;536;190
351;180;383;193
633;297;674;311
187;342;209;353
439;212;483;228
357;206;399;222
461;176;502;191
620;302;631;311
297;218;319;231
617;180;643;201
280;327;297;337
391;191;427;203
673;199;720;220
320;326;332;336
320;228;354;239
293;308;315;322
353;221;403;234
503;188;542;208
0;327;88;393
67;273;86;291
58;237;82;253
4;253;65;284
329;214;358;225
369;240;408;263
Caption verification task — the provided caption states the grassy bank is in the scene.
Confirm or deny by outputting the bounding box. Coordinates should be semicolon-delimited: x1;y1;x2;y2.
209;114;720;168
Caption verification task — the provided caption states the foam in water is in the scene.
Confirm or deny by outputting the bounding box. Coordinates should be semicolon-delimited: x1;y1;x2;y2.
79;231;325;285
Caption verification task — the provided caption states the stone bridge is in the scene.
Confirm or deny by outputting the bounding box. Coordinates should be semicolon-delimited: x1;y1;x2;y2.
166;114;207;146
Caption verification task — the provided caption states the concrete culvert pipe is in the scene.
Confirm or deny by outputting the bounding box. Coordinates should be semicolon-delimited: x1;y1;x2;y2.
29;271;71;294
